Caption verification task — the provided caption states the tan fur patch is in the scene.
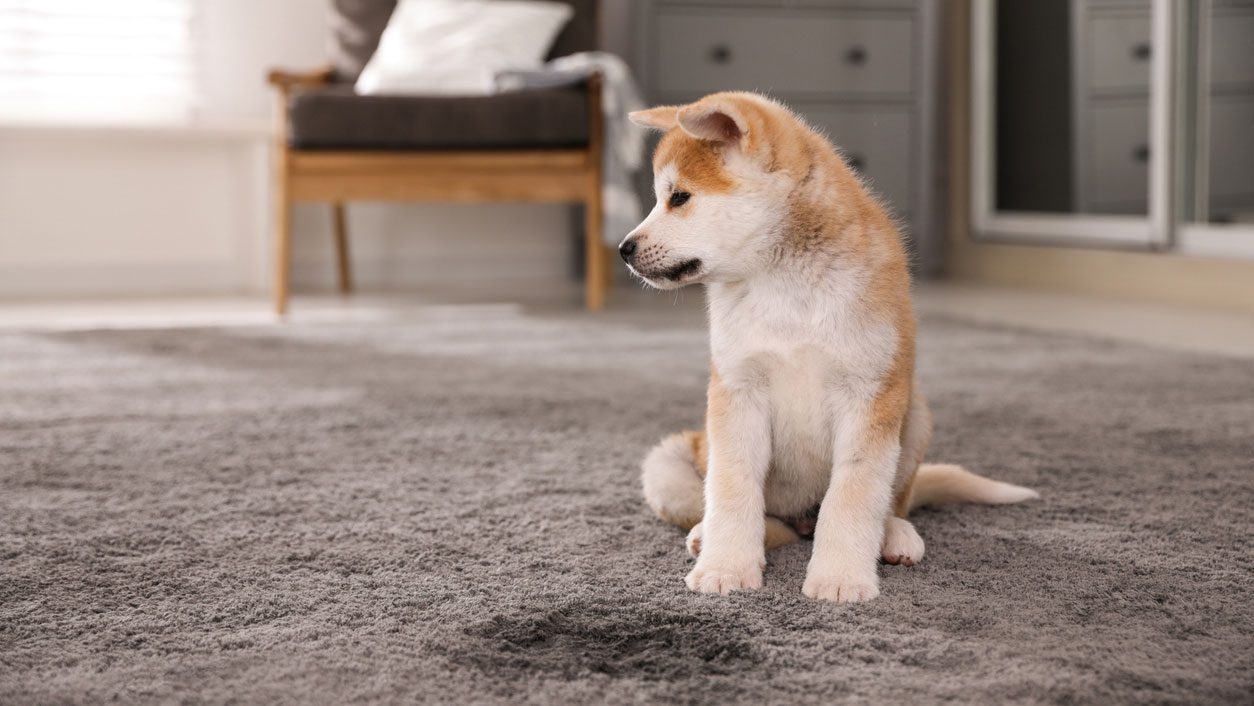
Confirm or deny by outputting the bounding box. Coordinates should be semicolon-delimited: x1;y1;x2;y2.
864;313;916;457
703;365;760;506
653;131;735;195
683;429;708;480
892;468;917;518
629;105;681;131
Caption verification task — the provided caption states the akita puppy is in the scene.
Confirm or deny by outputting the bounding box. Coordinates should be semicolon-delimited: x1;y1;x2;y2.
623;92;1038;603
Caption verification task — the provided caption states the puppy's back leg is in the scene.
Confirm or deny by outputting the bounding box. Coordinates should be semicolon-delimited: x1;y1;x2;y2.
646;430;801;558
881;516;925;566
642;431;706;530
882;390;930;566
892;388;933;518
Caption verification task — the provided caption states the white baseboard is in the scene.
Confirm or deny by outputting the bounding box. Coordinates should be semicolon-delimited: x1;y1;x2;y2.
0;263;255;300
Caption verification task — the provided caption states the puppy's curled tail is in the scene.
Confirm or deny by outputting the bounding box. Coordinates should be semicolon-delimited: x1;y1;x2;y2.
641;432;704;530
908;463;1039;513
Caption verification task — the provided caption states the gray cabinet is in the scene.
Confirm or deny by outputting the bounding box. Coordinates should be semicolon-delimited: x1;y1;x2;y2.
630;0;942;273
654;10;915;96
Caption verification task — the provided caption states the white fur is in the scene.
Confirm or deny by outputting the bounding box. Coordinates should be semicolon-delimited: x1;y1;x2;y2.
801;413;899;603
684;380;771;595
686;522;704;558
881;516;925;566
640;433;703;528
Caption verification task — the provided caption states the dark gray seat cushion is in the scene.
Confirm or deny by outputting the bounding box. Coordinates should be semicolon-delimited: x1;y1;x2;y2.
287;84;590;150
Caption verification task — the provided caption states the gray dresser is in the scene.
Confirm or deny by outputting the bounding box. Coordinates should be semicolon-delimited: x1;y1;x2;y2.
629;0;943;272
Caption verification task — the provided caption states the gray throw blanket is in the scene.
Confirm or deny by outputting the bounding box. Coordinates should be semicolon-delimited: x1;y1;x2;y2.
497;52;647;247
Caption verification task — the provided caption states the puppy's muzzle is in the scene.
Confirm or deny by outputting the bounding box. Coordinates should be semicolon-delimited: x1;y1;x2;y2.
619;234;703;285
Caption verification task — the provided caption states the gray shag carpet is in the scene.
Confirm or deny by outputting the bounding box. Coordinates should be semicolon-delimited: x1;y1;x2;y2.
1;304;1252;705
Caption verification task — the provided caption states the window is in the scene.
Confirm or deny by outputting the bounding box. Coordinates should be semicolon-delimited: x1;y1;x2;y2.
0;0;199;124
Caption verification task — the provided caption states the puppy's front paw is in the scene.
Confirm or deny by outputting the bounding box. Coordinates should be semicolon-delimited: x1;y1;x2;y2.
685;555;763;595
802;569;880;603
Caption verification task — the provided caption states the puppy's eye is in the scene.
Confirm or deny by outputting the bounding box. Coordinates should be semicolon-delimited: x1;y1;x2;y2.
668;191;691;209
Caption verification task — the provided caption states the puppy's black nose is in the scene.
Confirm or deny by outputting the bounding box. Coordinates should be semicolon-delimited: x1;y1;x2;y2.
618;238;638;262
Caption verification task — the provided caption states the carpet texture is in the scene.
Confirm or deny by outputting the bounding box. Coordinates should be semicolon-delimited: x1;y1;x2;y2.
1;305;1251;705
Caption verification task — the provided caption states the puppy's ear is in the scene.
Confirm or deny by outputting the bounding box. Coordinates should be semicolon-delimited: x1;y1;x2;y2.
681;94;804;173
629;105;681;131
676;101;749;145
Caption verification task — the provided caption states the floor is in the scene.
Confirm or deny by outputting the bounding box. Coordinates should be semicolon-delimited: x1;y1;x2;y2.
1;280;1252;359
3;291;1251;704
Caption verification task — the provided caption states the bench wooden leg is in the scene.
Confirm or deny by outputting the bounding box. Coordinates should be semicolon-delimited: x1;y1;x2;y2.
582;72;609;311
274;161;292;316
584;195;609;312
584;181;607;311
332;202;352;294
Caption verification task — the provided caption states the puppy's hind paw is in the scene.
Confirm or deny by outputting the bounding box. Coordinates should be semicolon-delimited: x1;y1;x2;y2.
881;517;925;567
686;522;703;558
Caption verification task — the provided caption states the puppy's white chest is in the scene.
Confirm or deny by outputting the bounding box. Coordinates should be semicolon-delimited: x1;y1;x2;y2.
714;338;837;517
762;347;834;516
708;280;898;517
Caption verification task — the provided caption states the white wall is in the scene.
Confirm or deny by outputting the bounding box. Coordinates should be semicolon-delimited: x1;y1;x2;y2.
0;127;270;298
0;0;574;300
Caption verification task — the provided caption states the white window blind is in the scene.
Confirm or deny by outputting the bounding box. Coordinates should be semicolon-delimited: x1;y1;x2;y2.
0;0;199;124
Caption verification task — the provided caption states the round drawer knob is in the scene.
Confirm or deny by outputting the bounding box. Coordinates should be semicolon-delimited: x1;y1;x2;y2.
1132;144;1150;163
709;44;732;64
846;46;868;66
848;154;866;171
1131;42;1152;61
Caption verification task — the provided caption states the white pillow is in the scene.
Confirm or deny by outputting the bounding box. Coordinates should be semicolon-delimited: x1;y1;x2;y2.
355;0;573;96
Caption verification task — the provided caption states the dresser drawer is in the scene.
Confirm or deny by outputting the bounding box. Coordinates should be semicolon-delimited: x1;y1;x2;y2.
654;9;914;97
801;108;912;214
1087;14;1152;92
1086;102;1150;207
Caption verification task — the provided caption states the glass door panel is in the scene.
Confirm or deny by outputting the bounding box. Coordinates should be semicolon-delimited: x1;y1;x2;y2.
972;0;1170;246
994;0;1152;216
1187;1;1254;225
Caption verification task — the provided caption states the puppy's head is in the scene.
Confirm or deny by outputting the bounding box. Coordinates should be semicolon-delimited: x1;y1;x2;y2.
620;92;808;289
